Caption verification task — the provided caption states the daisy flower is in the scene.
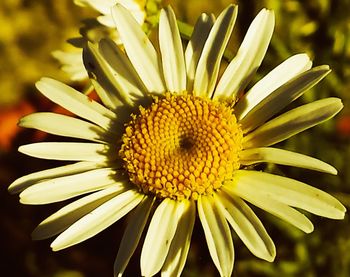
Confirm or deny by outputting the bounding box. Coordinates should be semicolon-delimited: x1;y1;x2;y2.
53;0;147;81
9;4;346;277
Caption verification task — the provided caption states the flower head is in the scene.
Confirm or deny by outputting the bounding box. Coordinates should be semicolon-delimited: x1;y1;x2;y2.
10;4;346;277
53;0;149;81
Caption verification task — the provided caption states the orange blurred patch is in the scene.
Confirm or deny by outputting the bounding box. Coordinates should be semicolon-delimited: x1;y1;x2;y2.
0;89;100;151
336;114;350;137
0;101;34;151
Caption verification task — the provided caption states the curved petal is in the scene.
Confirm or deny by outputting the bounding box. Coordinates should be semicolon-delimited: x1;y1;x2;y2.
19;112;109;143
198;195;234;277
232;170;346;219
159;6;186;93
51;189;143;251
112;4;165;94
214;8;274;101
193;4;238;98
82;43;122;109
234;53;312;121
224;182;314;233
98;38;147;98
89;78;124;111
240;147;337;174
19;168;122;204
141;199;180;277
8;161;102;194
185;13;214;92
114;197;155;277
217;191;275;262
36;78;116;129
243;98;343;148
162;200;196;277
83;42;135;107
117;0;146;24
32;186;123;240
19;142;114;162
239;65;331;132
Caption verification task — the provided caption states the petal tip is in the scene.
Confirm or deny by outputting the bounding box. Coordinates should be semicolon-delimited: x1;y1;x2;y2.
50;242;60;252
19;197;28;205
328;166;338;175
35;77;51;89
334;204;347;219
258;7;275;20
265;253;276;263
305;224;314;234
224;3;238;17
8;180;20;194
19;189;32;204
18;145;28;155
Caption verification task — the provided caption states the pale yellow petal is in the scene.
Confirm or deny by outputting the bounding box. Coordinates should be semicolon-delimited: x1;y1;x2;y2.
185;13;214;92
114;197;155;276
240;147;337;174
19;168;123;204
162;200;196;277
83;42;135;107
214;9;274;100
19;142;114;162
159;6;186;93
244;98;343;148
198;195;234;277
231;170;346;219
19;112;108;143
217;191;275;262
36;78;116;129
32;186;123;240
239;66;331;132
112;4;165;94
193;5;237;98
141;199;180;277
224;181;314;233
51;190;143;251
8;161;102;194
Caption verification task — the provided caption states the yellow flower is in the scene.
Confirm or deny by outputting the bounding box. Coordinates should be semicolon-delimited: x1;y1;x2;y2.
9;5;346;277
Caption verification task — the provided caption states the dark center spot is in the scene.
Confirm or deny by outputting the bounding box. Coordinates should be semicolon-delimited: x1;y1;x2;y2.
179;136;194;150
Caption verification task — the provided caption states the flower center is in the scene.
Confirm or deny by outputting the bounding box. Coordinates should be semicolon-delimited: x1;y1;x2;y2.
120;94;243;200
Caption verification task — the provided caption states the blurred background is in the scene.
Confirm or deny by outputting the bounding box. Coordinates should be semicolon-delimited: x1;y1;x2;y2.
1;0;350;276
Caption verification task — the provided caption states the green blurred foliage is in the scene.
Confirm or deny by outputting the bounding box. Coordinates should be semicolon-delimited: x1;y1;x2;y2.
0;0;94;106
1;0;349;276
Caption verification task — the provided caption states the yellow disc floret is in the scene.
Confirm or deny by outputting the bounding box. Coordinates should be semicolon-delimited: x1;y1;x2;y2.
120;94;243;200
